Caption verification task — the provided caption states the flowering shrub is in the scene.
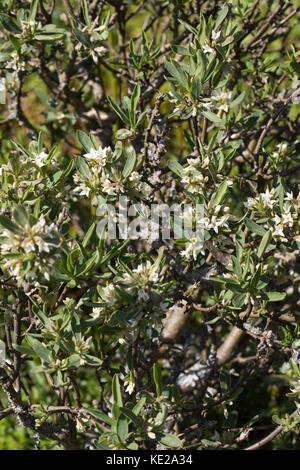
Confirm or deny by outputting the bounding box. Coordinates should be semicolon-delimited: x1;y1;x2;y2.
0;0;299;450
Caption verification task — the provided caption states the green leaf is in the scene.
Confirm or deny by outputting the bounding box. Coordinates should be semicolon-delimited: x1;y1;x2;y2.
25;335;51;363
129;84;140;128
132;396;146;416
220;367;231;394
153;363;163;398
82;223;95;248
158;433;182;449
75;250;99;277
77;130;95;152
116;128;135;140
81;0;91;29
191;77;201;100
230;91;245;107
265;291;286;302
30;0;39;22
178;19;197;35
75;156;91;179
245;218;267;236
168;160;184;177
201;109;223;124
120;406;142;427
257;230;271;259
135;110;147;128
214;6;229;30
117;414;129;442
0;14;22;34
83;408;113;426
13;206;29;228
231;255;242;278
11;141;32;159
112;374;123;407
74;28;90;46
34;30;65;42
122;147;136;178
290;359;300;379
28;296;51;326
12;344;34;356
9;34;21;53
108;97;130;125
165;60;189;90
81;354;103;366
0;215;22;234
212;180;228;206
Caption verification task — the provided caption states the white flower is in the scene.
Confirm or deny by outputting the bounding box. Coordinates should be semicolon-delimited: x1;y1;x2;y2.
137;289;149;301
211;91;232;114
282;209;293;225
272;225;285;238
202;44;214;54
101;283;118;306
271;215;285;239
21;239;35;253
32;151;49;167
260;188;276;208
77;185;91;197
284;192;293;201
91;307;103;318
209;215;222;233
180;237;205;260
247;197;257;208
129;171;140;182
84;146;110;167
91;46;107;62
133;261;159;283
124;376;135;395
211;30;221;41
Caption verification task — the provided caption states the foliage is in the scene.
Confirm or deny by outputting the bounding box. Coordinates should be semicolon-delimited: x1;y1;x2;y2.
0;0;299;450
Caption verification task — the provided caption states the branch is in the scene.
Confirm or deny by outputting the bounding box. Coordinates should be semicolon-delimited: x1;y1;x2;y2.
245;409;300;450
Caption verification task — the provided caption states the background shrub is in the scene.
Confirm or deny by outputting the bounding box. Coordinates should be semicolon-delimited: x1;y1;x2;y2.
0;0;299;450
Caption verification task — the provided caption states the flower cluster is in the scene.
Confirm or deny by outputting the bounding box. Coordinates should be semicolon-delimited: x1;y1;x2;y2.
201;30;221;54
91;259;166;320
1;215;57;255
0;215;59;282
181;157;209;193
73;146;124;197
247;188;299;242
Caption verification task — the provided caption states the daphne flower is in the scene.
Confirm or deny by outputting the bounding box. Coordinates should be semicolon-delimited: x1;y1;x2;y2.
84;146;110;167
202;44;214;54
91;307;102;318
124;375;135;395
133;261;159;283
211;30;221;41
284;192;293;202
281;208;293;225
101;283;118;306
180;237;205;260
260;188;276;208
138;289;149;301
211;91;232;114
32;151;49;167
